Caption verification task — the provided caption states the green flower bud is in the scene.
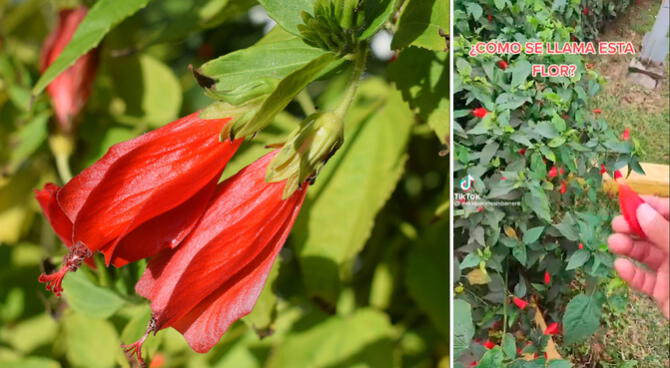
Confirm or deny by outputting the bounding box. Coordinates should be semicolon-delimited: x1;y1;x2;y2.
266;111;344;198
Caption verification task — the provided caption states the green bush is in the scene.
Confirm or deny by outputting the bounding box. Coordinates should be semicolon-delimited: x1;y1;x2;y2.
452;0;639;366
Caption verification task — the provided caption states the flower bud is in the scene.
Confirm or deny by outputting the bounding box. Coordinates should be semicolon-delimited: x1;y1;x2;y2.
266;111;344;198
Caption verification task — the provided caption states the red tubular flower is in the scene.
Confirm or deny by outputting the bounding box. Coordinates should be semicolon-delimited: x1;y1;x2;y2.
131;151;307;355
471;107;488;118
518;148;527;155
559;167;566;175
36;113;241;295
578;243;584;249
497;60;508;70
470;361;478;367
483;340;496;349
548;166;558;179
41;6;98;133
544;322;561;335
600;164;607;175
621;128;631;141
559;181;567;194
544;271;551;285
614;170;647;238
592;108;602;114
583;7;589;15
487;14;493;22
513;297;528;309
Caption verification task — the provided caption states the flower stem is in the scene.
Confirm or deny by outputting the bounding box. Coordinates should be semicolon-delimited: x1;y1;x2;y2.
49;134;74;182
296;90;317;116
333;44;368;121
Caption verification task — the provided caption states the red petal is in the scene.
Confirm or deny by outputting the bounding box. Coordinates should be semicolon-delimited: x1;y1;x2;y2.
544;322;560;335
544;271;551;284
35;183;73;247
41;7;97;132
616;179;646;238
57;113;240;254
513;297;528;309
483;340;495;349
136;152;307;352
105;178;218;267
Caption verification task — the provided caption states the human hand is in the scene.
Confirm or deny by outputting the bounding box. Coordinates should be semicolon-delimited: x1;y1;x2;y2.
608;195;670;319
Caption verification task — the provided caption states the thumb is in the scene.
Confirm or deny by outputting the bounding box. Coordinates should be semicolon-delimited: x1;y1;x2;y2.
637;203;670;253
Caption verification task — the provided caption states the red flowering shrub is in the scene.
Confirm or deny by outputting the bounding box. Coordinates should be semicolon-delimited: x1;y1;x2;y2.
453;0;639;366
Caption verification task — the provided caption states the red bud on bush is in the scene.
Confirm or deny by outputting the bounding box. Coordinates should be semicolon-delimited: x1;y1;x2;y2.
471;107;488;118
497;60;508;70
548;166;558;179
544;322;561;335
621;128;631;141
544;271;551;285
513;297;528;309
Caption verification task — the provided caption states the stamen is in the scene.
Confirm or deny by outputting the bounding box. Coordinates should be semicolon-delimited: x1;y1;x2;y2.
38;242;92;296
121;315;158;368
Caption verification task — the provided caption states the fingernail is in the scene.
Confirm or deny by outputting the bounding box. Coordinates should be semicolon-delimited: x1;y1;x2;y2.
637;203;656;228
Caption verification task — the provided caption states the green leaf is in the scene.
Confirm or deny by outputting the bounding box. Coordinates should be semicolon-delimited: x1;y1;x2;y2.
293;79;413;306
565;250;590;270
405;237;449;337
512;244;527;266
33;0;153;94
358;0;399;39
0;357;62;368
453;299;475;359
259;0;314;36
6;111;48;173
267;309;395;368
236;52;339;137
563;294;601;344
522;226;545;244
459;252;481;269
391;0;449;51
62;271;125;319
510;59;531;88
548;360;573;368
63;312;123;368
524;187;551;222
0;314;58;353
388;47;449;143
108;54;181;127
465;3;483;19
502;333;516;358
478;346;504;367
198;33;328;104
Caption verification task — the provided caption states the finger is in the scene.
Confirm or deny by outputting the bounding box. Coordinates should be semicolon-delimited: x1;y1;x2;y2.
637;203;670;253
612;215;631;234
640;195;670;219
614;258;657;296
608;234;667;270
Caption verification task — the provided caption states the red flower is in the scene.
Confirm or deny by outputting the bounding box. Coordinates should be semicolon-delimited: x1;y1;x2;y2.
513;297;528;309
128;151;308;356
614;170;647;238
621;128;631;141
578;243;584;249
470;361;478;367
583;7;589;14
592;108;602;114
41;6;98;133
544;271;551;285
497;60;508;70
472;107;489;118
559;167;566;175
36;113;241;296
487;14;493;22
477;206;485;212
559;181;568;194
600;164;607;175
548;166;558;179
501;176;508;181
518;148;527;155
544;322;561;335
483;340;496;349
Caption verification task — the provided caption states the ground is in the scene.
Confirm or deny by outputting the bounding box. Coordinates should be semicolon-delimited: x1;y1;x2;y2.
589;0;670;164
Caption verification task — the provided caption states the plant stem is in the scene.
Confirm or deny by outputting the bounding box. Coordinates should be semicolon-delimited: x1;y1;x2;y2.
333;44;368;120
296;90;317;116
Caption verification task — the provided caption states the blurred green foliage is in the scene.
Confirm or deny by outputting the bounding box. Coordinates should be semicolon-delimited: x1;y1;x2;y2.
0;0;449;367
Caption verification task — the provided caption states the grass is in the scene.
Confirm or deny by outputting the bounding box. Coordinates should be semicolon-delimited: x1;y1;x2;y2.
588;0;670;165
